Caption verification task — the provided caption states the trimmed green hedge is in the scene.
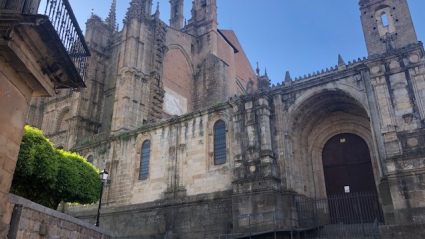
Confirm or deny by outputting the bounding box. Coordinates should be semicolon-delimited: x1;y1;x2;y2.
10;126;101;209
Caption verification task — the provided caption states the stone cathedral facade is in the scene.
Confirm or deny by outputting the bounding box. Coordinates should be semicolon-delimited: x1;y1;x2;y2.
27;0;425;238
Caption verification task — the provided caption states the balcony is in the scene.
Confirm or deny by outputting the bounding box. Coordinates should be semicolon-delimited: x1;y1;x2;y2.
0;0;90;96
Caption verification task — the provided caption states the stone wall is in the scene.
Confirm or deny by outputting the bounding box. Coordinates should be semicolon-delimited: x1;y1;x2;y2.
380;224;425;239
0;1;87;237
7;194;114;239
67;44;425;236
26;0;425;238
360;0;418;56
70;191;233;239
0;56;32;239
73;109;235;207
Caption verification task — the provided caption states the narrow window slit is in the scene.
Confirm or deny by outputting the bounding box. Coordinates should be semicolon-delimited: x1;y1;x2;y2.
381;13;389;27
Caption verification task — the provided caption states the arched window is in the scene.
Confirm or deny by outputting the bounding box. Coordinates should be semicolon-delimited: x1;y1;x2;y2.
87;155;94;164
139;140;151;179
381;12;389;27
214;120;226;165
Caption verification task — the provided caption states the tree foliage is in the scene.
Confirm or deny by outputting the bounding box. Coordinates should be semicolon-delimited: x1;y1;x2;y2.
10;126;101;209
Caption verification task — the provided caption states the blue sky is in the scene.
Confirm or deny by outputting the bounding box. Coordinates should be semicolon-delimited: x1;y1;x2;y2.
65;0;425;85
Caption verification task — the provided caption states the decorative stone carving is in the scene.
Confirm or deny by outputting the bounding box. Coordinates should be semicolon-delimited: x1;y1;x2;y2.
354;74;362;82
409;54;420;63
407;138;419;148
371;66;381;74
249;165;256;173
403;113;414;124
389;60;400;70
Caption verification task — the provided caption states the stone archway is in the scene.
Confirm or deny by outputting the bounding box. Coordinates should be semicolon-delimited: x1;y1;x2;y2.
308;117;381;198
286;89;382;198
162;47;193;116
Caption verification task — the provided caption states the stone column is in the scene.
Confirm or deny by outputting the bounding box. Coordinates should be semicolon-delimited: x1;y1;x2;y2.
256;96;273;163
230;101;243;168
369;64;401;157
244;100;258;162
272;93;288;188
0;56;33;237
165;124;178;197
408;58;425;122
232;95;282;234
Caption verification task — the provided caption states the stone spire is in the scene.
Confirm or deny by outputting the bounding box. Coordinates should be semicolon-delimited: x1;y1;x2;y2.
125;0;143;23
105;0;116;32
285;71;292;85
258;67;271;90
338;54;346;69
154;2;160;20
124;0;152;23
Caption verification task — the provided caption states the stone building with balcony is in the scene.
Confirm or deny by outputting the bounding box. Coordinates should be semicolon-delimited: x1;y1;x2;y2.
27;0;425;238
0;0;91;237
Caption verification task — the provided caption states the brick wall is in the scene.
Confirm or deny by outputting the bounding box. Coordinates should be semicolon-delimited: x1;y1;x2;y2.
163;49;193;115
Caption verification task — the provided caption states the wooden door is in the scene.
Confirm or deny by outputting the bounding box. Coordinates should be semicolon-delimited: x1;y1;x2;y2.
322;133;379;223
322;133;376;195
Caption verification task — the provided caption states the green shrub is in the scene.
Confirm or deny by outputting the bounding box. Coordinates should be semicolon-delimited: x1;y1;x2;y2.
10;126;101;209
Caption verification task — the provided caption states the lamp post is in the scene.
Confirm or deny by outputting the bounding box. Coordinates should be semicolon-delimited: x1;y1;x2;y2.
95;169;108;227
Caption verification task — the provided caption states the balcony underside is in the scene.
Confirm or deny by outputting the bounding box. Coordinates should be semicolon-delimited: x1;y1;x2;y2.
0;11;86;97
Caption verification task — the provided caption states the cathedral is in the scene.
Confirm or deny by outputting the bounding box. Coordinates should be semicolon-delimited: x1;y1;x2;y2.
27;0;425;238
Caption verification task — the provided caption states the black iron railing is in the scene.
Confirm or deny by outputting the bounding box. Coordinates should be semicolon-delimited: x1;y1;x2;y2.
42;0;90;81
1;0;90;82
296;192;384;238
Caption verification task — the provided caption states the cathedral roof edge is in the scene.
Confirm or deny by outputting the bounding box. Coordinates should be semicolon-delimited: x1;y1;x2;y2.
217;29;239;54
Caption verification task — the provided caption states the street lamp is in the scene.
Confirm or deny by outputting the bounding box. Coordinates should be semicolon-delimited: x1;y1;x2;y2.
95;169;108;227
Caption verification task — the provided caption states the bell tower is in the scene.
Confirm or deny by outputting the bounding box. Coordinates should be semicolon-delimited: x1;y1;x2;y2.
170;0;184;29
111;0;166;132
359;0;418;56
186;0;218;36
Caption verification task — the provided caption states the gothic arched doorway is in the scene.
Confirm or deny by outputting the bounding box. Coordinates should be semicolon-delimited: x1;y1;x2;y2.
322;133;377;195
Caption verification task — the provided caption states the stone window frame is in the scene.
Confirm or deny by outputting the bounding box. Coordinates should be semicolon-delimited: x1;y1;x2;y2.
84;151;95;165
375;6;395;37
208;113;230;169
135;134;153;182
139;140;151;180
213;120;226;165
381;12;389;27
